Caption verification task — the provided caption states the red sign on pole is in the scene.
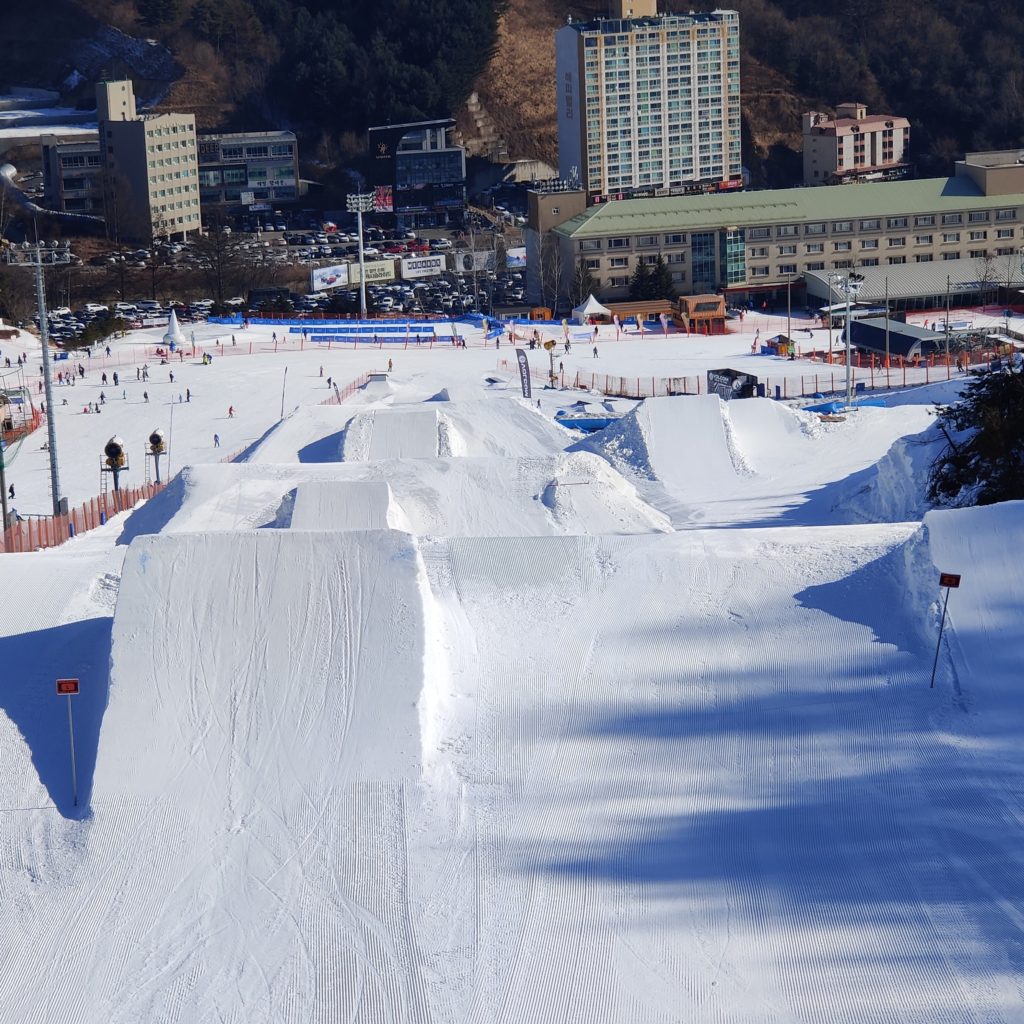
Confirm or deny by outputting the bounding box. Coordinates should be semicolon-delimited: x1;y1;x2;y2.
56;678;80;695
939;573;961;589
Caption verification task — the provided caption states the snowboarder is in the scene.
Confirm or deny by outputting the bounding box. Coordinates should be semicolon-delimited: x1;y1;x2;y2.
112;372;119;386
7;484;13;500
169;371;175;383
593;346;598;358
228;405;234;418
186;388;191;402
319;365;323;377
143;391;149;402
101;373;108;385
213;433;220;448
326;377;332;388
387;358;393;372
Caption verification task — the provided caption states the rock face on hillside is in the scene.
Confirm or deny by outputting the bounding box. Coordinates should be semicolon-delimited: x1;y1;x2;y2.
461;0;812;183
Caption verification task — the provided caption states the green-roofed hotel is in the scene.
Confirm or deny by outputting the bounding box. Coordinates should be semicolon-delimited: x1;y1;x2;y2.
526;152;1024;308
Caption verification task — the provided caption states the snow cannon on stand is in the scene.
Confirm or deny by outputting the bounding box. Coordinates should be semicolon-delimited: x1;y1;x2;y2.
146;428;166;484
102;436;128;492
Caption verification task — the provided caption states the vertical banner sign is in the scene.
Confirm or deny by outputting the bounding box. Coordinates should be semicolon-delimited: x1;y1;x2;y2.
515;348;532;400
659;312;669;337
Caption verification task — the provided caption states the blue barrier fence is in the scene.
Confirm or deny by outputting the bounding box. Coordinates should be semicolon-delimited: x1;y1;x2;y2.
288;324;437;336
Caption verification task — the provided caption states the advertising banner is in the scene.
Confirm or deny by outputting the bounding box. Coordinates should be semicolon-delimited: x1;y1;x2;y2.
450;250;497;274
506;246;527;268
515;348;532;400
400;254;446;280
373;185;393;213
310;263;350;292
349;259;397;285
707;368;759;401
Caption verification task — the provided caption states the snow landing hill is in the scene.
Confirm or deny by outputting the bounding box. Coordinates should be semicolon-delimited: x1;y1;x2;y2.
0;319;1022;1023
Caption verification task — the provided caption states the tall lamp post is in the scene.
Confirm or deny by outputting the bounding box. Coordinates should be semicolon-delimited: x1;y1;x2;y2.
7;239;68;515
346;192;375;319
829;269;864;408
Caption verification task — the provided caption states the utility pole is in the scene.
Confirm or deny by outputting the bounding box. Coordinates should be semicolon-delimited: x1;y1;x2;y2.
945;274;952;369
786;274;792;344
884;276;890;388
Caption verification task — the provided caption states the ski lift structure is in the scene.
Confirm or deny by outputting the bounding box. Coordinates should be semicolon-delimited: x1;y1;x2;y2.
0;364;41;450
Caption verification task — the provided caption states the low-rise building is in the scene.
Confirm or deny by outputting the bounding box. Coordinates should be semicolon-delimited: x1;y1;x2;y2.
40;134;103;215
802;103;910;186
532;152;1024;308
197;130;299;213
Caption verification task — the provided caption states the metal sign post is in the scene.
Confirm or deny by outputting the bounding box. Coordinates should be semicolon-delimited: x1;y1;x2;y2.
930;573;961;688
56;678;80;805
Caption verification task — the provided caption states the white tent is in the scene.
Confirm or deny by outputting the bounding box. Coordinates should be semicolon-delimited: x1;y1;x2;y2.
572;294;612;321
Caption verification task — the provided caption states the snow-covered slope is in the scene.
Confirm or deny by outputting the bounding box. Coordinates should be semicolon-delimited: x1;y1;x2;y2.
1;320;1023;1023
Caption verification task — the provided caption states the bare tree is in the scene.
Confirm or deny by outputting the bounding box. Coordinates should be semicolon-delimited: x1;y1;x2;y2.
974;254;1000;307
191;225;248;303
539;233;566;313
569;257;599;307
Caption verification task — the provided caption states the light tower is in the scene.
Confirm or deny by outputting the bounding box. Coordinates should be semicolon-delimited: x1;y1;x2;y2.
346;192;375;319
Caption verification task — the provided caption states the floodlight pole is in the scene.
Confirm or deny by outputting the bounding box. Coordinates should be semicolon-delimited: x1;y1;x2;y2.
26;243;65;515
347;193;375;320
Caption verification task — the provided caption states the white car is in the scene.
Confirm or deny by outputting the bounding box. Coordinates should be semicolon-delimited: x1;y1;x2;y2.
114;302;137;313
83;303;109;314
49;306;72;316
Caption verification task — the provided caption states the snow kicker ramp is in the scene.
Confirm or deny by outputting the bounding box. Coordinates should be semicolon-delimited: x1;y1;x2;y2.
4;530;433;1023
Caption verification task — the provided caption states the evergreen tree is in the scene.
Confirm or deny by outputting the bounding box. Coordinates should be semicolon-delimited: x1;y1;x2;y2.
928;368;1024;506
137;0;182;27
649;254;675;301
628;261;651;301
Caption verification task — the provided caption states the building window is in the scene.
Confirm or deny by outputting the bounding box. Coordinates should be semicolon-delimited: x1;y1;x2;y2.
888;237;906;247
777;225;798;237
584;258;600;270
941;213;962;225
915;215;935;227
664;233;686;245
778;263;797;275
748;227;770;240
915;234;933;245
806;261;825;271
833;260;852;269
969;211;989;223
861;239;879;249
861;258;879;266
608;237;630;248
942;232;960;243
888;256;907;265
969;230;988;241
749;246;768;258
804;222;826;235
915;254;934;262
832;221;853;233
580;239;602;251
996;228;1015;239
860;218;881;231
806;242;824;254
888;217;908;228
834;241;852;252
778;244;797;256
750;266;770;277
609;256;629;268
942;252;960;260
667;252;686;263
968;249;987;259
996;208;1017;221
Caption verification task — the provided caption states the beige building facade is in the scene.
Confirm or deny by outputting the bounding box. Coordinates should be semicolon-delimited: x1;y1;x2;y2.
98;80;201;241
532;153;1024;307
802;103;911;186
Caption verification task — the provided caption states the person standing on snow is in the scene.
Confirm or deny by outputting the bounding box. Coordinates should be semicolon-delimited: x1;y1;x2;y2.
213;433;220;448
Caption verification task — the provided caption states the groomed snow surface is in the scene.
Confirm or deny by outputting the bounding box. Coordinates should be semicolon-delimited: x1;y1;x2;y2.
1;318;1022;1022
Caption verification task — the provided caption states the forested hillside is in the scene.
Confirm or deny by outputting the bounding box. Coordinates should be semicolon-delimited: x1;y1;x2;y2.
4;0;1023;183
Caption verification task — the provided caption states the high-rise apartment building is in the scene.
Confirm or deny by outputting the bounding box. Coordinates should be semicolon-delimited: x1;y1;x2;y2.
556;2;741;205
97;79;201;241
